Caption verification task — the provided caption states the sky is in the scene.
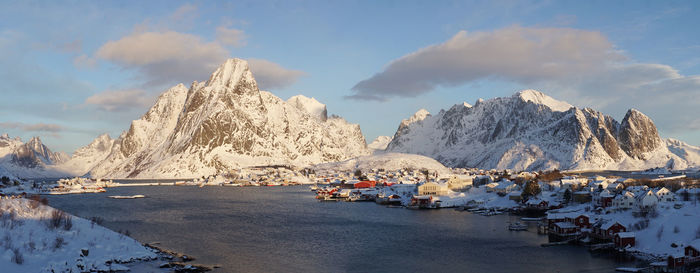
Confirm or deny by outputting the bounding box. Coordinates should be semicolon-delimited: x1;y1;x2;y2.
1;0;699;154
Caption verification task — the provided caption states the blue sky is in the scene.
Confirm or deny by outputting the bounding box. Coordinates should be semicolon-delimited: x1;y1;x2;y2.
1;0;699;153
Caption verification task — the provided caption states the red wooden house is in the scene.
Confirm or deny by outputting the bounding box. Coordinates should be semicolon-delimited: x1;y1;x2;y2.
614;232;635;248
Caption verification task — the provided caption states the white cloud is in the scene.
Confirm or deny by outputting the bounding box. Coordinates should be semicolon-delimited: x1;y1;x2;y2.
351;26;620;100
85;89;155;112
216;26;246;47
248;58;306;90
96;30;228;85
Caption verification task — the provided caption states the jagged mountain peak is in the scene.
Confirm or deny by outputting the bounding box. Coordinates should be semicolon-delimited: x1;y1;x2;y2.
514;89;573;112
403;109;430;126
205;58;257;91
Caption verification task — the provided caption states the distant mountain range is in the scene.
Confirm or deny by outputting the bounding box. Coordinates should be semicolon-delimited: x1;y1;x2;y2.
2;62;699;179
385;90;700;171
0;134;70;178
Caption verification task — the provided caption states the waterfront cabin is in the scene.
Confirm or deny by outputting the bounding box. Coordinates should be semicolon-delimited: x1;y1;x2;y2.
418;182;449;196
593;220;627;240
570;214;591;229
614;232;635;248
546;214;567;229
410;195;433;208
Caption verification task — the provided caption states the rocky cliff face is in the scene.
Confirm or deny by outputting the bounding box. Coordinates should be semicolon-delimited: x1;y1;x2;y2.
386;90;697;171
88;58;369;178
618;109;663;160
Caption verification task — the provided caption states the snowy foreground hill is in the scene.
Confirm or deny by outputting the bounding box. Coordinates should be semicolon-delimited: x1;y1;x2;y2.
76;58;369;178
0;197;156;272
386;90;700;171
313;152;451;174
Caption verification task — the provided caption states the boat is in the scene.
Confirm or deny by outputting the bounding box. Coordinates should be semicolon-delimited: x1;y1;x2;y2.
309;185;319;192
508;222;528;231
108;195;146;199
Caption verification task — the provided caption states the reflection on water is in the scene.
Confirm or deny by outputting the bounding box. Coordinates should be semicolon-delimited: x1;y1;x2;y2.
46;185;638;273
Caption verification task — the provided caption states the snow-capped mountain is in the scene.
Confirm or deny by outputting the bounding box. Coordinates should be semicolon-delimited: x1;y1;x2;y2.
386;90;699;171
0;134;70;178
87;58;369;178
367;136;393;153
57;133;115;176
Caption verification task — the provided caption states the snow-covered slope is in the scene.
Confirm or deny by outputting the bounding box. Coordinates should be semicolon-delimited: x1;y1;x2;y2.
88;58;369;178
57;134;115;176
367;136;393;153
665;138;700;168
386;90;699;171
287;95;328;121
0;134;70;178
313;152;450;174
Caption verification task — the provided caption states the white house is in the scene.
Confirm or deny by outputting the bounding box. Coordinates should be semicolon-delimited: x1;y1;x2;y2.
446;175;473;191
613;191;636;210
606;182;625;192
654;187;675;202
418;182;449;196
494;180;519;194
637;190;659;209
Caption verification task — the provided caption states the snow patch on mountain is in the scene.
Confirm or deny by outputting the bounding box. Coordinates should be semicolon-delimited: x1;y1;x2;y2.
57;134;115;176
313;152;450;173
287;95;328;121
516;89;573;112
367;136;393;153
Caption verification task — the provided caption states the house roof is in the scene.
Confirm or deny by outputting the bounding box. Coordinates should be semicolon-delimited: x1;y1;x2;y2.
688;238;700;251
554;222;577;229
601;221;625;230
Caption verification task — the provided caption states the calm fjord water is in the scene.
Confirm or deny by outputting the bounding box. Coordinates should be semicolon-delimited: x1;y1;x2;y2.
46;185;637;272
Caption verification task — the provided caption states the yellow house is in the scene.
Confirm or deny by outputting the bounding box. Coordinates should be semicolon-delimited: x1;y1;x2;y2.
418;182;449;196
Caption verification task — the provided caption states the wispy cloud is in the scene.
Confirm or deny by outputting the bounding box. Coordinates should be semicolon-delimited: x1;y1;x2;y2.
85;89;155;112
350;26;620;101
248;58;306;90
0;122;63;132
216;26;247;47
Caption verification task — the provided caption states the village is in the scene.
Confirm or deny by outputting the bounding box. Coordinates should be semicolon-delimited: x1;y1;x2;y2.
311;167;700;273
2;165;700;272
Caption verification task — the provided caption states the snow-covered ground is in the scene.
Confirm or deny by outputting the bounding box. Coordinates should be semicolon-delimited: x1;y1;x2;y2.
313;152;451;174
0;197;157;272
